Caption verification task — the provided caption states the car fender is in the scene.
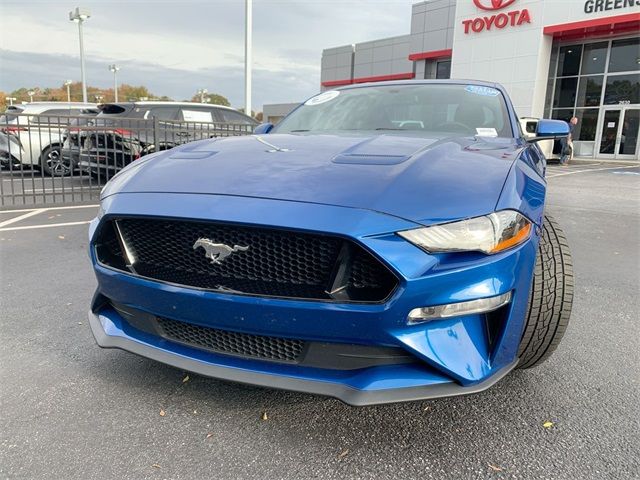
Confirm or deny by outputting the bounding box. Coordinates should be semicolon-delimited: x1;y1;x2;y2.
495;152;546;228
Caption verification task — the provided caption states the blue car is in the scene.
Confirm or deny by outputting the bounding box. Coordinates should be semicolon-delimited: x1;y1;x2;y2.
88;80;573;405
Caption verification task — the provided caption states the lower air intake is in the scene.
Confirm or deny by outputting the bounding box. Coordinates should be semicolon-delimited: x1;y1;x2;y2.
157;317;305;363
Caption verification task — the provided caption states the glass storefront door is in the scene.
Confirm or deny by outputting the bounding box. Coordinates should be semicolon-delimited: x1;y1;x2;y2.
598;107;640;160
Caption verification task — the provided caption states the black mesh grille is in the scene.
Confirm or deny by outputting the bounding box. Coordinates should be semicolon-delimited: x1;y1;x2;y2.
95;217;398;302
157;317;305;362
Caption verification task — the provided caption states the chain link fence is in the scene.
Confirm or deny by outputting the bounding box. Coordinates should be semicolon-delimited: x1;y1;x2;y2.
0;112;254;208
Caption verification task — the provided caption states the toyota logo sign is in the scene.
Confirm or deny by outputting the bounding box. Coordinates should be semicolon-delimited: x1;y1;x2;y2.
473;0;517;10
464;0;531;34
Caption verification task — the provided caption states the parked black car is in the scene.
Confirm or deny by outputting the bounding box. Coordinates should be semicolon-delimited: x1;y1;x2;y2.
65;102;257;180
0;131;22;169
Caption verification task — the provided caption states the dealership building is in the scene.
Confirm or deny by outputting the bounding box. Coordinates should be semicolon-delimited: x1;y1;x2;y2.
320;0;640;161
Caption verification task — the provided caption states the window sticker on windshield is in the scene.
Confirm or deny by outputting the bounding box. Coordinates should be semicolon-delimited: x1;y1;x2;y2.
465;85;500;97
305;90;340;106
476;128;498;137
182;110;213;122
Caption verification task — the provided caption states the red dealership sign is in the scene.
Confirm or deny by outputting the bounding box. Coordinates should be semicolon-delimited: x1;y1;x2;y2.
464;0;531;34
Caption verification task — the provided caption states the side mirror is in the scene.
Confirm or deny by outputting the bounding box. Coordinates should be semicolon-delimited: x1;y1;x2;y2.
527;119;569;143
254;123;274;135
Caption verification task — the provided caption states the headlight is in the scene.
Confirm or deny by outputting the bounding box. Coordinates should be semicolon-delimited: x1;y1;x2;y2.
398;210;532;255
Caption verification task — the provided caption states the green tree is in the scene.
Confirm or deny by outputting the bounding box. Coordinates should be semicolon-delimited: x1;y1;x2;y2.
190;91;230;107
238;107;256;118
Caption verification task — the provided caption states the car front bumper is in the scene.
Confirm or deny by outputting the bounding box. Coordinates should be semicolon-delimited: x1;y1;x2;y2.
89;192;539;405
89;308;518;405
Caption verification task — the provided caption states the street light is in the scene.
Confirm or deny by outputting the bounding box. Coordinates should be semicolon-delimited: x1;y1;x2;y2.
64;80;73;103
95;94;104;103
6;97;17;106
69;7;91;103
109;64;120;102
28;90;35;102
244;0;252;117
197;88;208;103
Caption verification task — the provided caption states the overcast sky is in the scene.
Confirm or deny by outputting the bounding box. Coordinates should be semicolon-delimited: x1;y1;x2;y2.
0;0;417;109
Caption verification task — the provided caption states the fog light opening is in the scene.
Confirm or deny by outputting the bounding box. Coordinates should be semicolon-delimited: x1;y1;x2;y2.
408;292;512;324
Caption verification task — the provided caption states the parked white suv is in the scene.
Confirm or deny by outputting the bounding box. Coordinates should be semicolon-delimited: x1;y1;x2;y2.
0;102;97;175
520;117;558;162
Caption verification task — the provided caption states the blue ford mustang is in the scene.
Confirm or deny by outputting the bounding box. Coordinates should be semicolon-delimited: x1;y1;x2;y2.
88;80;574;405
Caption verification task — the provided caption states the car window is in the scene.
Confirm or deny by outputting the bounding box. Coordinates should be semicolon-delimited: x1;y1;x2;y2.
217;109;255;125
524;121;537;134
275;84;513;138
181;109;214;123
31;108;79;125
148;107;179;121
100;104;130;115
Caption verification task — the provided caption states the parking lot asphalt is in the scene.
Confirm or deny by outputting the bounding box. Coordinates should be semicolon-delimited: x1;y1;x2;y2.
1;162;639;480
1;169;102;208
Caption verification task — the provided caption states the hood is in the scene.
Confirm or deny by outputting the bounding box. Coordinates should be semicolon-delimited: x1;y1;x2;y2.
105;133;521;225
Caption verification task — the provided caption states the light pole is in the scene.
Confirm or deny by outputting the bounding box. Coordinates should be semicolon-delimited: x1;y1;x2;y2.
28;90;35;102
109;64;120;102
69;7;91;103
64;80;73;103
244;0;252;117
6;97;17;106
197;88;208;103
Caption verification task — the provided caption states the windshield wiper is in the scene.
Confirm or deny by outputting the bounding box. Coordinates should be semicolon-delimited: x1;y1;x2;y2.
289;129;310;132
375;127;407;131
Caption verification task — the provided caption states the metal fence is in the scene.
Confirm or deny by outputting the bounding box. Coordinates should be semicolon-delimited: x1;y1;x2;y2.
0;113;254;208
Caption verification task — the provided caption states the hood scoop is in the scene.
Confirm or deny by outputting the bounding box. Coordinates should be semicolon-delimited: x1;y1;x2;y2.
331;134;438;166
332;153;409;165
168;151;218;160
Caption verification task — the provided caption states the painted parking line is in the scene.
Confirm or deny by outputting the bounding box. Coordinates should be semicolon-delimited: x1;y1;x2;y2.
0;220;92;232
0;204;98;231
547;165;639;178
0;209;46;228
612;171;640;176
21;187;101;194
0;204;99;214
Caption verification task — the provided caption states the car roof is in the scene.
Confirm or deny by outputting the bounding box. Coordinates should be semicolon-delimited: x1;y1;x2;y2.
334;78;504;91
111;101;238;112
8;102;97;113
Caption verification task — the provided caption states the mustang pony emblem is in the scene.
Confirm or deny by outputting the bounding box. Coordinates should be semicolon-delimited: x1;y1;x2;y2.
193;238;249;264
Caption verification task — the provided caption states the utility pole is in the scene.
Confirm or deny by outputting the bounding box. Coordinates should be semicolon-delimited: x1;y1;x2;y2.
69;7;91;103
64;80;73;103
109;64;120;102
244;0;252;117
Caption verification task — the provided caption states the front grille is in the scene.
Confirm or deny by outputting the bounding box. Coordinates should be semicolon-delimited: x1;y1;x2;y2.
157;317;305;362
95;217;398;302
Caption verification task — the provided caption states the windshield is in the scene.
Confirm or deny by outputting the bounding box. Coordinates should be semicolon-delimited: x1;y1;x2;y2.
275;84;513;137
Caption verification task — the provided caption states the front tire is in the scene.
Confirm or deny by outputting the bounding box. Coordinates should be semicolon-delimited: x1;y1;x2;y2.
517;214;574;368
41;145;70;177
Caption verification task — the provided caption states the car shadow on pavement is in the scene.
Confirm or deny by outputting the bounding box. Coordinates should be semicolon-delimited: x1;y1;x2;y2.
89;347;549;437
